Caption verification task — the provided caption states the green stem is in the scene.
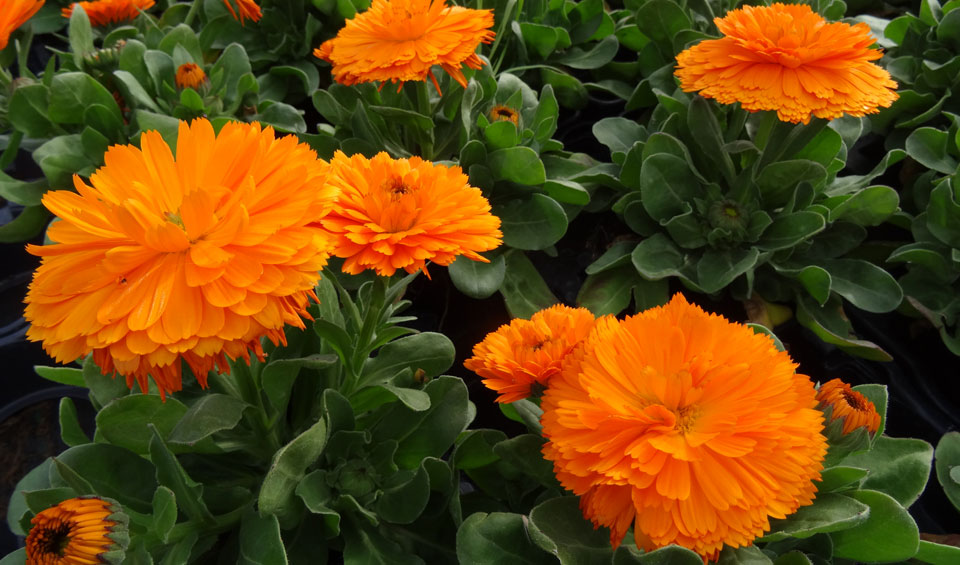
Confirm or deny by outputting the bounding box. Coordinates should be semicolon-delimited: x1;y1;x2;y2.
415;81;435;160
231;362;281;457
184;0;203;27
0;130;23;171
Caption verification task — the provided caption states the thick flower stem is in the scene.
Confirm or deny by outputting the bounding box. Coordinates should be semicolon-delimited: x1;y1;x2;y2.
184;0;203;26
415;81;435;160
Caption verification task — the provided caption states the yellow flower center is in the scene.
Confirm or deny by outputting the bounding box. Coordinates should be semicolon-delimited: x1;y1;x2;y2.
674;404;701;435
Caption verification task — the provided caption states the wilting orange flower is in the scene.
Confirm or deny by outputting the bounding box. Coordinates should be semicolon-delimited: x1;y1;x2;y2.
321;151;501;277
0;0;43;51
222;0;260;25
314;0;495;93
62;0;155;27
816;378;881;435
175;63;207;90
675;3;898;124
540;294;827;560
488;105;519;126
25;119;337;397
26;496;127;565
465;304;596;403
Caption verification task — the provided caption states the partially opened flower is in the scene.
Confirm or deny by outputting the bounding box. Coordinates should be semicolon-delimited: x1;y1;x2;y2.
175;63;207;90
314;0;495;93
222;0;260;25
0;0;44;51
62;0;155;27
675;3;898;124
26;496;128;565
816;378;881;435
540;294;827;560
25;118;338;397
488;104;519;126
321;151;502;277
465;304;596;403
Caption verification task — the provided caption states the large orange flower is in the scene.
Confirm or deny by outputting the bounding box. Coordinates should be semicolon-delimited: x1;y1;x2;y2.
540;294;827;560
314;0;495;93
222;0;260;25
0;0;43;51
465;304;596;403
675;3;898;124
320;151;502;277
62;0;155;27
24;119;337;397
26;496;127;565
816;378;881;435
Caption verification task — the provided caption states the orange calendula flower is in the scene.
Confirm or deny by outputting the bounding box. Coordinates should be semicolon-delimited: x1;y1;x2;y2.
540;294;827;560
26;496;127;565
62;0;155;27
816;378;881;435
222;0;261;25
314;0;495;93
0;0;44;51
674;3;898;124
175;63;207;90
24;118;338;397
465;304;596;403
488;104;519;126
321;150;502;277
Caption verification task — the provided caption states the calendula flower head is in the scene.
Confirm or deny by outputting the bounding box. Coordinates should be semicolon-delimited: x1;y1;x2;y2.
540;294;827;561
488;104;519;126
816;378;881;436
24;118;338;397
26;496;128;565
222;0;260;25
0;0;44;51
62;0;155;27
465;304;597;403
320;150;502;277
314;0;495;94
674;3;898;124
175;63;207;90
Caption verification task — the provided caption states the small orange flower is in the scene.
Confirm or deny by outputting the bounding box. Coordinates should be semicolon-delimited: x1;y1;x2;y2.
26;496;127;565
488;105;519;126
465;304;596;403
175;63;207;90
314;0;495;93
540;294;827;560
320;151;502;277
675;3;898;124
222;0;260;25
0;0;44;51
25;118;338;397
62;0;155;27
816;378;881;435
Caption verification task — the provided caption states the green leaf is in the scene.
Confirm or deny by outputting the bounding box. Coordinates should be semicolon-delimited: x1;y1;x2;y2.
8;84;55;138
134;111;181;150
527;497;613;564
34;366;84;387
640;154;700;221
456;512;554;564
48;72;122;126
55;443;157;512
519;22;561;59
491;434;557;487
81;354;129;409
112;70;162;112
343;519;424;565
613;544;702;564
552;36;619;69
239;509;288;565
916;540;960;564
258;102;307;133
827;186;899;226
33;134;94;189
631;234;684;279
830;490;919;562
634;0;692;47
68;6;94;68
0;205;49;243
761;493;869;542
816;259;903;313
488;147;547;185
262;353;338;417
816;466;868;493
295;472;341;535
0;549;26;565
543;179;590;206
717;546;773;564
757;161;828;207
449;253;506;299
360;332;455;388
209;43;252;108
585;240;635;275
374;460;431;524
6;460;52;535
167;394;248;447
795;297;892;361
258;418;327;519
926;180;960;247
484;120;519;150
841;436;933;507
934;431;960;512
148;426;214;524
758;212;826;251
696;248;759;294
152;486;177;543
577;265;637;316
593;117;645;163
59;398;90;447
96;395;188;455
906;127;959;174
497;194;568;250
500;250;558;319
373;376;472;469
